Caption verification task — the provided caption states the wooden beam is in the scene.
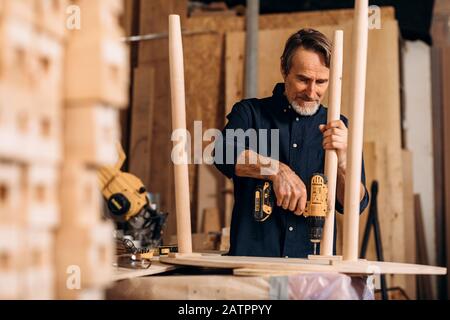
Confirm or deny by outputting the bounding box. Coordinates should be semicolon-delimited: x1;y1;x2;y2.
321;30;343;256
442;46;450;298
168;14;193;254
160;254;446;275
430;47;446;299
342;0;369;261
415;195;434;299
402;149;417;299
128;66;155;185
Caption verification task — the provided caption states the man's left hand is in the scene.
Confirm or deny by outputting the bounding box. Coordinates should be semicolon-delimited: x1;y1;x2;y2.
319;120;347;170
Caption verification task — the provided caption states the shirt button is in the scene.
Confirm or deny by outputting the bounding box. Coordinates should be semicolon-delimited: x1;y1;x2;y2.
289;226;294;232
284;109;287;112
293;143;298;148
296;117;299;121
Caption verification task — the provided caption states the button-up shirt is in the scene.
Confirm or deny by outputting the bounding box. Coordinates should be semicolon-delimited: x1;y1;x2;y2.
213;83;369;258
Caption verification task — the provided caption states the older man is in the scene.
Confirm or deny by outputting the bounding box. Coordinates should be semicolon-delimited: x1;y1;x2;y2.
214;28;369;258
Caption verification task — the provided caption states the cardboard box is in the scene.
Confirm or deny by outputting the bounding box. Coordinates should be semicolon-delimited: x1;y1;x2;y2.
35;0;69;40
60;162;102;228
56;221;114;290
24;164;60;229
64;36;129;107
0;162;24;225
22;230;55;299
64;104;120;166
0;85;34;161
0;226;23;299
31;31;64;114
0;0;35;22
66;0;124;40
0;16;34;87
28;108;62;164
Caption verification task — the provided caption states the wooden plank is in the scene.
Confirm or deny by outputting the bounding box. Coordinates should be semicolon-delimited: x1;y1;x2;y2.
186;7;395;32
356;142;377;260
128;66;155;186
233;268;312;277
107;275;270;300
183;33;222;223
138;0;187;64
402;149;417;299
442;47;450;297
342;0;369;262
415;195;434;299
133;0;187;243
430;47;446;299
196;165;221;232
202;208;221;233
112;260;177;281
160;254;446;275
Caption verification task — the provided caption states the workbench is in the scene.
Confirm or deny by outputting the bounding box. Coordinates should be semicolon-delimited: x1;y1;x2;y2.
107;256;373;300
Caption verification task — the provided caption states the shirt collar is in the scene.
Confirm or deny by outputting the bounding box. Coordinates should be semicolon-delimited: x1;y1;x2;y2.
272;82;290;110
272;82;323;118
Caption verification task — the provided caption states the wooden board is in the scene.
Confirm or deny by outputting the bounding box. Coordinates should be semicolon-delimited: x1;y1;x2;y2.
107;275;270;300
183;33;223;220
160;254;446;275
196;164;221;232
415;195;434;299
402;150;417;299
442;47;450;297
233;268;318;277
186;7;395;33
112;260;177;281
129;66;155;186
201;208;221;234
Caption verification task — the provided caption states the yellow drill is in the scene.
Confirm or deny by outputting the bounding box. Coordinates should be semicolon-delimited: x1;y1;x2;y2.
303;174;328;255
254;173;328;255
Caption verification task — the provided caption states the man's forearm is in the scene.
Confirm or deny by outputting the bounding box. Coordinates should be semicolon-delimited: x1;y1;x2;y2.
235;150;282;180
336;167;366;206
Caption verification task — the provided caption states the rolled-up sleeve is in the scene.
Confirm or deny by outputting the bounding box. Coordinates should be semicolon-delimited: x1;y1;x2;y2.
334;156;370;214
213;102;252;180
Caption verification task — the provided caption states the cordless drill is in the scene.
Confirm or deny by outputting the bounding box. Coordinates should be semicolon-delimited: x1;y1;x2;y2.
303;174;328;255
254;173;328;255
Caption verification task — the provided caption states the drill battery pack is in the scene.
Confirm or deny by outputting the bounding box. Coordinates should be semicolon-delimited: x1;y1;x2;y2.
254;181;274;222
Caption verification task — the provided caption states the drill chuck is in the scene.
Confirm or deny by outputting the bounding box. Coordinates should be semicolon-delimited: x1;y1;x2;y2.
308;216;325;243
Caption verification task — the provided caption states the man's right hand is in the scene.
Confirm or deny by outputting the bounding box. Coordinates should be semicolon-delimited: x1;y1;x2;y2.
235;150;307;215
270;163;307;215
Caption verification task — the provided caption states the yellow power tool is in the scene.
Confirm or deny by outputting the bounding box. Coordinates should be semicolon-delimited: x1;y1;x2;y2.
254;173;328;255
303;173;328;255
98;143;149;222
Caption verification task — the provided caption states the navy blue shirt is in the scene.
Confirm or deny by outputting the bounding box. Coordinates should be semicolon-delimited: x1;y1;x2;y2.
213;83;369;258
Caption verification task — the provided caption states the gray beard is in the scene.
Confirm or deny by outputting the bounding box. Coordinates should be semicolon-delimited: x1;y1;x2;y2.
290;100;320;116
